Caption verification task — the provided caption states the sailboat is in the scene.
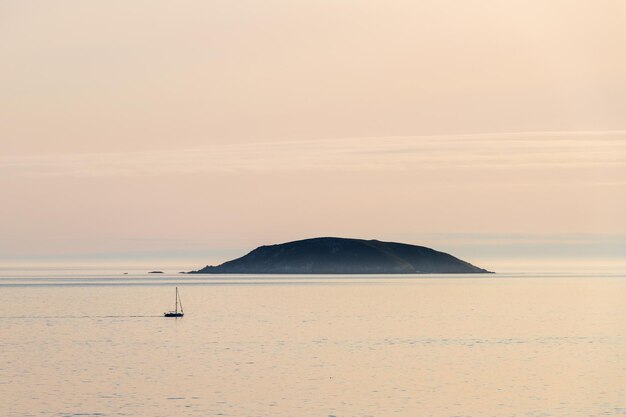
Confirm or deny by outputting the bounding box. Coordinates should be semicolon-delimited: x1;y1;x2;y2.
164;286;184;317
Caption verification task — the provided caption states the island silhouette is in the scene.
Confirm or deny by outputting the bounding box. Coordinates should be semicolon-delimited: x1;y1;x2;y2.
189;237;492;274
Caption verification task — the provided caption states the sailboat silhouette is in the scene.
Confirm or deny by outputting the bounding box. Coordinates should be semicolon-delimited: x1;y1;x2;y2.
164;287;184;317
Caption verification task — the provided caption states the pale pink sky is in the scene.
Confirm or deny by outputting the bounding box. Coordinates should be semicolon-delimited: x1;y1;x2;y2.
1;1;625;267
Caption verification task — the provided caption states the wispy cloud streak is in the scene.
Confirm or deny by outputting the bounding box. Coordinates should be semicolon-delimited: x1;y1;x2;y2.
2;131;625;177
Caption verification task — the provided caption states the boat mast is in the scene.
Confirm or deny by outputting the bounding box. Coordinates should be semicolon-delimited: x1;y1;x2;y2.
175;287;179;313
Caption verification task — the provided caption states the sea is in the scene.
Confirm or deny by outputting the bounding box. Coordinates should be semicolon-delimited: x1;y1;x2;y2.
1;267;625;417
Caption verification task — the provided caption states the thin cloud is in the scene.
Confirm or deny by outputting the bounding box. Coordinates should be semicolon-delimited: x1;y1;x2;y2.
1;130;625;177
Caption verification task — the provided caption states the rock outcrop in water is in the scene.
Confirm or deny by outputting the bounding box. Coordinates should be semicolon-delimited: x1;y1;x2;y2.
189;237;492;274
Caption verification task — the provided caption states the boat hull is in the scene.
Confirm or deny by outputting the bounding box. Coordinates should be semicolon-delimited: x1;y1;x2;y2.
164;312;184;317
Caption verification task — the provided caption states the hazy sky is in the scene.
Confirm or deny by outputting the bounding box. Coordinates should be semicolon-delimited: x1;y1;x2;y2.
1;1;625;267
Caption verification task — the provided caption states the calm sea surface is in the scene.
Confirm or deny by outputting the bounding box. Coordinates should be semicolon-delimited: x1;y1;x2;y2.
1;269;625;417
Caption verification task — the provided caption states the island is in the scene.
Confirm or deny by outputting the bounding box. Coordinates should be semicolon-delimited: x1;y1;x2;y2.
188;237;492;274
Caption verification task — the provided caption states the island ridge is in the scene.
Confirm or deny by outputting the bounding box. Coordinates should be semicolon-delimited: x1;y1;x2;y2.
189;237;492;274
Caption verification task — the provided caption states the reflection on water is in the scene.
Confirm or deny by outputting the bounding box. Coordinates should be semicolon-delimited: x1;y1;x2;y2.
1;272;625;416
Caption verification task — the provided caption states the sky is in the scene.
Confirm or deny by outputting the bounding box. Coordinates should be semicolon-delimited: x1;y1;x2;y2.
1;1;625;270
